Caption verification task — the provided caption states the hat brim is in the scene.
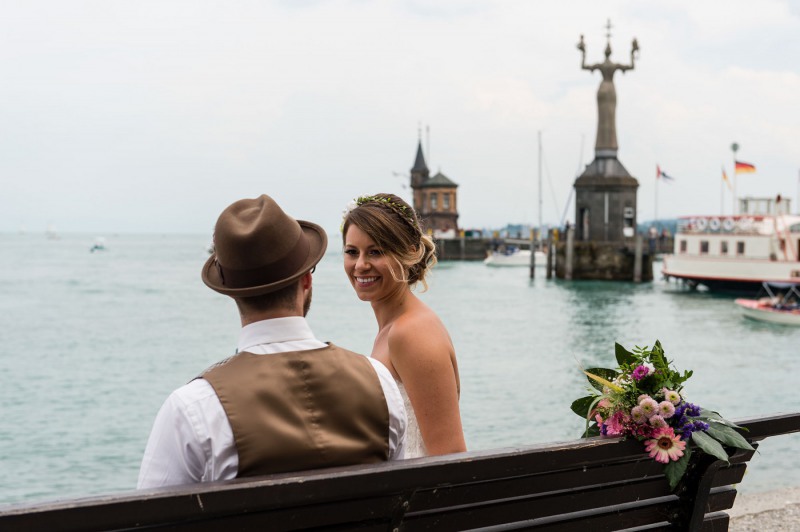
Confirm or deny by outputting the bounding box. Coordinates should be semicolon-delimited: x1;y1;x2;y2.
201;220;328;297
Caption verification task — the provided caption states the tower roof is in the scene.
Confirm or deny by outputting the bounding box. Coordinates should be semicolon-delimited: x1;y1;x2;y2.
411;141;428;173
422;171;458;188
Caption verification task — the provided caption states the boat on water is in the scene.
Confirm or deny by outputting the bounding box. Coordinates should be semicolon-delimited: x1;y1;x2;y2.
484;247;547;267
735;282;800;325
90;237;107;253
662;196;800;293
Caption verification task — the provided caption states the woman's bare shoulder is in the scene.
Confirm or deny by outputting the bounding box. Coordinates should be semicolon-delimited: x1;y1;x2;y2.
388;305;452;358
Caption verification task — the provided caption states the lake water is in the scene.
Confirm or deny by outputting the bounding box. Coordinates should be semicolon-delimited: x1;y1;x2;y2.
2;232;799;506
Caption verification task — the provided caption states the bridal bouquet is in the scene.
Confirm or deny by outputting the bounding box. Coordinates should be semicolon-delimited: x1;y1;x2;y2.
571;341;753;489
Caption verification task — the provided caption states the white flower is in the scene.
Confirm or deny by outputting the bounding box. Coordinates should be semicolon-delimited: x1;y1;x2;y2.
343;200;358;218
643;362;655;375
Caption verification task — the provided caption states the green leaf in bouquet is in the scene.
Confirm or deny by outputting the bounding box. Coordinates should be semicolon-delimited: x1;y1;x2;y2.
664;446;692;490
615;342;636;366
585;367;619;392
691;431;730;462
697;409;747;430
580;396;604;436
571;395;598;418
705;422;754;451
582;423;600;438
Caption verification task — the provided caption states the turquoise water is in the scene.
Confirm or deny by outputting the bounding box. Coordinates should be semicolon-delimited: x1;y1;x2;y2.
1;232;799;506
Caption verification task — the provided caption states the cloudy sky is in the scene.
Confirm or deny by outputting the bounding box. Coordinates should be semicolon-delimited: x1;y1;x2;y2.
2;0;799;235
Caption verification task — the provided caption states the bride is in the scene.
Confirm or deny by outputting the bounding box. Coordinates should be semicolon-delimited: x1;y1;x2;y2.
342;193;466;458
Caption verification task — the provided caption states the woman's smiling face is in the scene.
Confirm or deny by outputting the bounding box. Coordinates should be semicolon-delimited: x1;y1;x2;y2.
343;225;404;301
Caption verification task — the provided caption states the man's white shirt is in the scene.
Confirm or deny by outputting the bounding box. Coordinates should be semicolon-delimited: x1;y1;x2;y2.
137;317;406;489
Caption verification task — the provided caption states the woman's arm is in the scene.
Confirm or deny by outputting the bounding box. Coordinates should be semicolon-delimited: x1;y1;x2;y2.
389;316;466;455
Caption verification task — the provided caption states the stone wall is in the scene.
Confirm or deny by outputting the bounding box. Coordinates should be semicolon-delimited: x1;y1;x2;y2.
554;240;653;281
435;238;490;261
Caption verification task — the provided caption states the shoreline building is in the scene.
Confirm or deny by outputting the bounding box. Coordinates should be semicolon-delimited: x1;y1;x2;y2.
410;141;460;238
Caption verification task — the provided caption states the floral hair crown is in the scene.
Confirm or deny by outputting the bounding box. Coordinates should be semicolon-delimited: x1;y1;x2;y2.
342;195;419;232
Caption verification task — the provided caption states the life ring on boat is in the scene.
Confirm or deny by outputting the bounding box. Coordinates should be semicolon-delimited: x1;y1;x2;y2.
722;218;735;232
695;218;708;231
708;218;721;231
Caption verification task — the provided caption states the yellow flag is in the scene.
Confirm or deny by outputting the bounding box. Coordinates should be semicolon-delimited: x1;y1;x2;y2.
722;166;733;191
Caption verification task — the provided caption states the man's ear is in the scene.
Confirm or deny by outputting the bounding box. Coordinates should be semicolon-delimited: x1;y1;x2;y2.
302;271;313;290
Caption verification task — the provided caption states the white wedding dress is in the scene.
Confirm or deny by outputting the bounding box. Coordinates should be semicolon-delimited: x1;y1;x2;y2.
396;381;428;458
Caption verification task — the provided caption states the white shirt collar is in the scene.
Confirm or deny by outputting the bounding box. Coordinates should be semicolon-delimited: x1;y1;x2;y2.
237;316;319;353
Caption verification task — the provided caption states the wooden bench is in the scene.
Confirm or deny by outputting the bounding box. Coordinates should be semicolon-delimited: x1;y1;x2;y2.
2;412;799;531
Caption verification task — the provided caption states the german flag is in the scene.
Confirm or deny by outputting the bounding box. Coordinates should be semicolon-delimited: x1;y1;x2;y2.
735;161;756;173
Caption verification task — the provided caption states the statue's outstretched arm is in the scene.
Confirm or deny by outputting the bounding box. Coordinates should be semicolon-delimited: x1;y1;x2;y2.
618;37;639;73
577;34;599;71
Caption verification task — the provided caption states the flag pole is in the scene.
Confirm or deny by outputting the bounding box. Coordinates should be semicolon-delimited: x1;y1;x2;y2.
720;165;724;215
731;142;739;214
655;168;659;231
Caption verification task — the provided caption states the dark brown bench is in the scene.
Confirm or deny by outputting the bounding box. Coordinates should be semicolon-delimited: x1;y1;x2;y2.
2;412;798;531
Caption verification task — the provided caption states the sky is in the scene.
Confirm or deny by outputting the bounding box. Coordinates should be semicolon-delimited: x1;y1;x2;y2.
2;0;800;235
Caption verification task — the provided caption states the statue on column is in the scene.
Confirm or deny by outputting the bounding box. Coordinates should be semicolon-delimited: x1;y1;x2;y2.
577;20;639;153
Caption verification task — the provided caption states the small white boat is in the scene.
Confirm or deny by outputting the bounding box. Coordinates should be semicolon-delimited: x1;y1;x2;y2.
484;248;547;267
735;282;800;325
90;237;107;253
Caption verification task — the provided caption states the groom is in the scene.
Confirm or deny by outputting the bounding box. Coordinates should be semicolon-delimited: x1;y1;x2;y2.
138;194;406;489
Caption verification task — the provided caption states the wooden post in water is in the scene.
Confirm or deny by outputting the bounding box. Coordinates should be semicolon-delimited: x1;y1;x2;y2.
529;228;536;279
546;229;553;279
460;234;466;261
565;226;574;280
634;235;643;283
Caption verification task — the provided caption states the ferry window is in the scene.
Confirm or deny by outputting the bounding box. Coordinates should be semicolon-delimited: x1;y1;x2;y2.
430;193;438;210
737;241;745;255
792;270;800;278
679;240;687;253
720;241;728;255
790;223;800;232
700;241;709;254
443;193;450;209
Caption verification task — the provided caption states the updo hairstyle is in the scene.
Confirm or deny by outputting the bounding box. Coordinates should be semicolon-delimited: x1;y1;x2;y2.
342;193;437;290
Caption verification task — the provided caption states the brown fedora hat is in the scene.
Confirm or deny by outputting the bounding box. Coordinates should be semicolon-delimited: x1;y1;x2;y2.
201;195;327;297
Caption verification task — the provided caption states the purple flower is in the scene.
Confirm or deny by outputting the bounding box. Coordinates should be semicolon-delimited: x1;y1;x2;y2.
686;404;701;417
632;365;650;381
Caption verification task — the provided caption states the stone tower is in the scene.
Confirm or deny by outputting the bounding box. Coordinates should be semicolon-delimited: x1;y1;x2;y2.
409;140;459;237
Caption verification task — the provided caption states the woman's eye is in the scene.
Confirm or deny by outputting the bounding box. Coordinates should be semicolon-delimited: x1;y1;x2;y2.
369;249;383;256
344;249;357;256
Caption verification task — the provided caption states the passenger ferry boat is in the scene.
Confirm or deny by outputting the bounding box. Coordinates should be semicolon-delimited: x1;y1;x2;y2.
662;196;800;293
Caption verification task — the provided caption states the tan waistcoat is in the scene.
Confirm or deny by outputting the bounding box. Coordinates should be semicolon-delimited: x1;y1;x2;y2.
201;344;390;477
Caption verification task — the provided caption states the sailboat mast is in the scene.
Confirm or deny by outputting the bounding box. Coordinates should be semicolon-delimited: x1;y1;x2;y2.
538;130;543;246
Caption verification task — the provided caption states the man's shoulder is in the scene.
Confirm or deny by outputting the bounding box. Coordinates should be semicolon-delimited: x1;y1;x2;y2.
196;353;240;378
324;343;367;358
170;378;220;407
318;344;393;386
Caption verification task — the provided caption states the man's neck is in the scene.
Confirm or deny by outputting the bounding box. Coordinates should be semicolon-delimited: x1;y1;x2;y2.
240;309;302;327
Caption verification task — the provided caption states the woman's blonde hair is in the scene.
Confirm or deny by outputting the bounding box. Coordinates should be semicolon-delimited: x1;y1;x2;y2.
342;193;438;290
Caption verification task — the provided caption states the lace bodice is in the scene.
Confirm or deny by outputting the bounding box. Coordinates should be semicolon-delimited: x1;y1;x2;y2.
396;381;428;458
